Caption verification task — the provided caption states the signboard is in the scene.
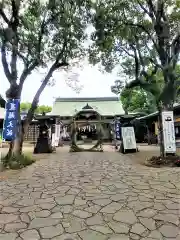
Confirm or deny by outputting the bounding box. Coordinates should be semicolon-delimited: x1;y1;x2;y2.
3;99;20;141
114;120;121;140
162;111;176;153
51;133;56;147
121;126;136;150
55;124;61;147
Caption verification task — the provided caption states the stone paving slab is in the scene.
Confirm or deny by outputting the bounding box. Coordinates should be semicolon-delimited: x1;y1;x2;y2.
0;149;180;240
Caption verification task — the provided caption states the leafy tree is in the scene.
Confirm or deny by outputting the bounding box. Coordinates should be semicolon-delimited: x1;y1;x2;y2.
0;0;91;156
111;79;156;114
90;0;180;156
36;105;52;114
121;87;156;115
20;102;31;112
20;102;52;114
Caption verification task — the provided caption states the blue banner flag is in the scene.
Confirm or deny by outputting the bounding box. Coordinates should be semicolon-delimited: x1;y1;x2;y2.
3;99;20;141
115;120;121;140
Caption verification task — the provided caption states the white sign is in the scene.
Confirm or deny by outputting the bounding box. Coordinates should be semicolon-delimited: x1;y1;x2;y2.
162;111;176;153
51;133;56;147
121;127;136;150
55;124;61;147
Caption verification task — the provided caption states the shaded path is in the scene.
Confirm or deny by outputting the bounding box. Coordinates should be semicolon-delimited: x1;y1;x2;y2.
0;150;180;239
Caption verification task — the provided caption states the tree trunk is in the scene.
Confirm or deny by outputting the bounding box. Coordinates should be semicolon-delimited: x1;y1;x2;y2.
6;62;67;158
11;107;22;156
17;63;59;152
6;141;14;159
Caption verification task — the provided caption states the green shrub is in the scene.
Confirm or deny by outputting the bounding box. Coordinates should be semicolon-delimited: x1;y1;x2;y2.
1;153;35;170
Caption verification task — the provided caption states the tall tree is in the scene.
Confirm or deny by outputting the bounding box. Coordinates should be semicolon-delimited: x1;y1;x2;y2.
90;0;180;156
0;0;91;155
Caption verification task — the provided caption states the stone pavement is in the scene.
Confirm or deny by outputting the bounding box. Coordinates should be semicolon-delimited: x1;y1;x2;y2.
0;149;180;240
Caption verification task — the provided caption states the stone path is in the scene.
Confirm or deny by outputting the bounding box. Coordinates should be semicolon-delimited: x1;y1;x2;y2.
0;149;180;240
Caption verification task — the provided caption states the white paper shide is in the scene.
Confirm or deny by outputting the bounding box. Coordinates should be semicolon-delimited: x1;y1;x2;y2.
121;127;136;150
162;111;176;153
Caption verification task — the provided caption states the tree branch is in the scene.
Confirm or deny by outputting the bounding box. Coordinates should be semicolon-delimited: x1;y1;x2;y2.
0;8;10;24
125;77;152;90
134;40;146;68
171;34;180;68
24;61;68;126
54;38;68;64
116;45;134;58
34;61;68;102
9;0;20;81
18;60;39;94
137;0;155;21
146;0;156;19
130;45;140;80
36;11;48;61
10;0;19;30
10;42;18;80
16;13;48;89
126;22;159;52
155;0;164;23
1;42;12;82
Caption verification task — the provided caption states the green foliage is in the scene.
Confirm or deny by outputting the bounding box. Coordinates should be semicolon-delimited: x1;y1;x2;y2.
120;87;156;115
20;102;52;114
0;0;91;111
90;0;180;109
37;105;52;114
1;153;35;169
0;0;91;73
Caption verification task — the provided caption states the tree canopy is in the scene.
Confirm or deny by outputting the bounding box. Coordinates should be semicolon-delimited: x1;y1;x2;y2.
0;0;91;102
20;102;52;114
121;87;156;115
90;0;180;110
111;79;156;115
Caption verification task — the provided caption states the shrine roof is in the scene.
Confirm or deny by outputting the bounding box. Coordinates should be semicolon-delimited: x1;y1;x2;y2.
51;97;125;117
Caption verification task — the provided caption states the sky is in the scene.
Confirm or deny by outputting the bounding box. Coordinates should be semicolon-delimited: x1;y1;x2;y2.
0;21;118;107
0;61;117;107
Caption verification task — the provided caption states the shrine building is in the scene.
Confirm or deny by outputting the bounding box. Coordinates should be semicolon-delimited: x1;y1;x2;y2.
50;97;127;141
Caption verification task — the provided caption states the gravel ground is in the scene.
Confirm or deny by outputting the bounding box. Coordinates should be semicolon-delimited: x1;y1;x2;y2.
0;146;180;239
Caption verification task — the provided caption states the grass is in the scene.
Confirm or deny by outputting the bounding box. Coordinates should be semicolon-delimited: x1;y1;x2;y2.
1;153;35;170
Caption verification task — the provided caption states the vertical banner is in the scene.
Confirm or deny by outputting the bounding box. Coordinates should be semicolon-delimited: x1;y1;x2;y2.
3;99;20;141
55;118;61;147
121;126;136;150
162;111;176;153
114;120;121;140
